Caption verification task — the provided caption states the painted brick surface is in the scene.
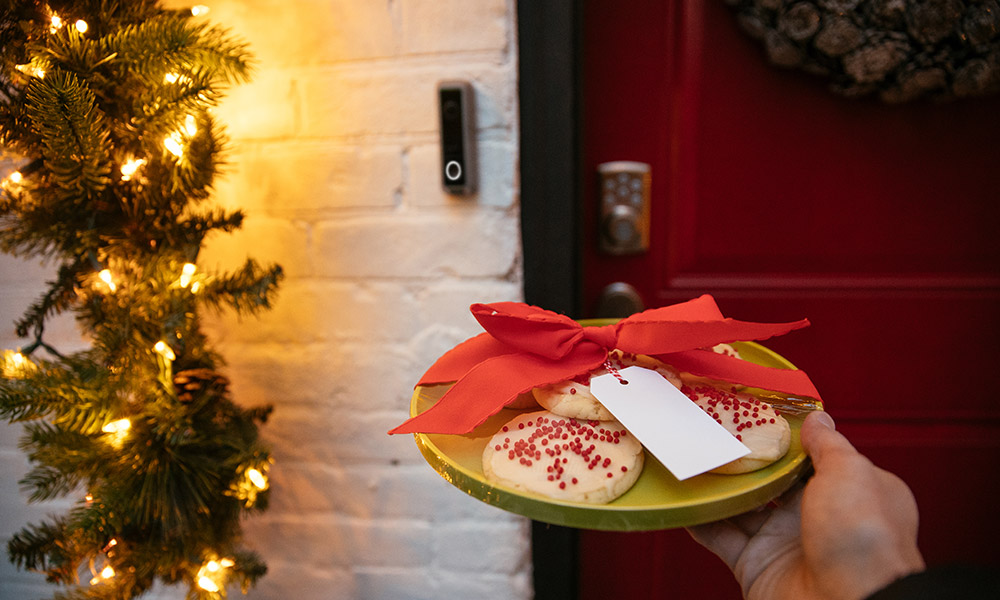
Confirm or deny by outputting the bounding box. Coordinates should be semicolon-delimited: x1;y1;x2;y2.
0;2;526;599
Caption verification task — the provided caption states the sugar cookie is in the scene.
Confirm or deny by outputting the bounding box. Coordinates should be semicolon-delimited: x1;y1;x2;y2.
482;410;644;504
532;351;682;421
683;384;791;474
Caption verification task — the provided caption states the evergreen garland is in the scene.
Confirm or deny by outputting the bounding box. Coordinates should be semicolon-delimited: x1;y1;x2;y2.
0;1;282;598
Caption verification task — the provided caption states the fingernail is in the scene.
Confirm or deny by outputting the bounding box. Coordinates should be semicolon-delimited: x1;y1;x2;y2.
811;410;835;430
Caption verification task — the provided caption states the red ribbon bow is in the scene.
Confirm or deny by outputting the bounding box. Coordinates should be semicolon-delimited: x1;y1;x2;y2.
389;295;821;435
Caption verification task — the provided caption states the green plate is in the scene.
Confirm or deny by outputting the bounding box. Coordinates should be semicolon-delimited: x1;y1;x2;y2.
409;337;820;531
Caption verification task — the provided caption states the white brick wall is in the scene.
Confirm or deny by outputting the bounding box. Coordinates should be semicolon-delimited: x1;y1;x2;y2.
0;1;528;599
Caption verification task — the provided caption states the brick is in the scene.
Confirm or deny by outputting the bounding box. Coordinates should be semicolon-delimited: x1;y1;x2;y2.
196;0;401;67
433;519;531;574
215;68;300;141
409;138;518;208
243;561;355;600
260;460;505;526
353;567;437;600
300;61;514;138
434;569;534;600
199;215;311;278
414;279;522;330
313;211;519;279
401;0;510;56
245;515;432;570
204;280;424;345
217;142;403;215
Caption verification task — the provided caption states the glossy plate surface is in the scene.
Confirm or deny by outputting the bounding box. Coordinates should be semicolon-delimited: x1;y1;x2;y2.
409;338;820;531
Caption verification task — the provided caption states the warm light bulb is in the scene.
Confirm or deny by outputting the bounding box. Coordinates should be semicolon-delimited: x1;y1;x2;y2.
219;558;234;568
184;114;198;136
120;158;145;181
154;341;176;361
50;15;63;32
206;560;220;573
7;171;22;184
98;269;117;292
75;19;88;33
246;468;267;490
164;72;179;84
101;566;115;579
198;576;220;592
191;5;210;17
190;281;202;294
164;133;184;157
3;350;34;378
179;263;197;287
102;418;131;434
15;64;44;78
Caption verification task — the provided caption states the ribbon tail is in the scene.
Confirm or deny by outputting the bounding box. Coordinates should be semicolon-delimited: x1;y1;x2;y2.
657;349;822;401
390;347;606;435
618;318;811;356
625;294;725;322
417;332;517;387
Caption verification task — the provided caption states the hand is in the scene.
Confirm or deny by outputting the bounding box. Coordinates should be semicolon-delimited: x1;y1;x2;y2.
688;410;925;600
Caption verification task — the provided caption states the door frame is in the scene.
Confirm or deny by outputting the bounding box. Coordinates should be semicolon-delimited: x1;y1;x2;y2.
517;3;584;599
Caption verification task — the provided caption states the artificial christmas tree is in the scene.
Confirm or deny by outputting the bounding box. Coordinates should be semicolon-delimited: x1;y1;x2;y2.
0;1;282;598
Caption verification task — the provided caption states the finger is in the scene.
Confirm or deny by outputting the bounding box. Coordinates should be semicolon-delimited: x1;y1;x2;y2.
800;410;860;469
687;520;749;570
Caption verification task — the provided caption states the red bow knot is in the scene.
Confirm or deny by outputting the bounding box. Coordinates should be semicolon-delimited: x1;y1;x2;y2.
389;295;821;435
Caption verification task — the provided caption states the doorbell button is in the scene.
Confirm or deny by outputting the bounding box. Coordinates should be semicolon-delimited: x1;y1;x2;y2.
438;81;477;195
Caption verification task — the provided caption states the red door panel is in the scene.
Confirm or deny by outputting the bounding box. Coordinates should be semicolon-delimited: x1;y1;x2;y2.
579;1;1000;597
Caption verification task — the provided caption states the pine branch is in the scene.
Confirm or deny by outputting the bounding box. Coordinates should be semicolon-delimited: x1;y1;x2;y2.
201;259;284;316
15;260;86;338
24;69;113;209
0;353;109;425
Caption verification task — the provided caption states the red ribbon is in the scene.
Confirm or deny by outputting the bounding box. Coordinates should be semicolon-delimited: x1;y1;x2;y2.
389;295;821;435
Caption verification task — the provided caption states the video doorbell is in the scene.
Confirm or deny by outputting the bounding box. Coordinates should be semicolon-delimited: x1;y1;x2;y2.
438;81;477;195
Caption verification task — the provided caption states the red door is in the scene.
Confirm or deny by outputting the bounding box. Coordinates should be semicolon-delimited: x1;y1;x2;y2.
578;1;1000;598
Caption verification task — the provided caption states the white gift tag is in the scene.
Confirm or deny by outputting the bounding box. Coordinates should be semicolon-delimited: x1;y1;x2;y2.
590;366;750;480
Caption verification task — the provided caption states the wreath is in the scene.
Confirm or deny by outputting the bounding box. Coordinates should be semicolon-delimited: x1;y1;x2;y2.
726;0;1000;102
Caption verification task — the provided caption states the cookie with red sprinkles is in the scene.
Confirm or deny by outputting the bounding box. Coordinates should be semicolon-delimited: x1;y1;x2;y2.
683;384;791;474
482;410;644;504
532;350;682;421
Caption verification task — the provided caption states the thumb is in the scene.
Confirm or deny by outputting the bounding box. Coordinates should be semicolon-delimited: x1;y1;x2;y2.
800;410;860;469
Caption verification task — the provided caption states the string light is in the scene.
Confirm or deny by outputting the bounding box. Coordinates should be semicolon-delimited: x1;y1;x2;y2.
98;269;117;292
101;418;131;434
75;19;88;33
234;464;270;507
7;171;22;184
120;157;145;181
191;5;210;17
246;468;267;490
196;557;234;593
15;63;45;79
50;14;63;33
154;341;176;361
164;72;192;85
164;132;185;158
2;350;34;378
184;114;198;136
179;263;197;288
89;565;115;585
101;418;131;447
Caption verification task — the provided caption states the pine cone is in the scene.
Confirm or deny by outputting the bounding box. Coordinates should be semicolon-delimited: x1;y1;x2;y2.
173;368;230;403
